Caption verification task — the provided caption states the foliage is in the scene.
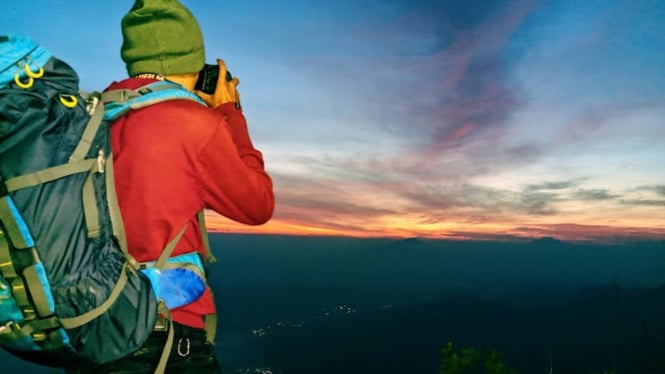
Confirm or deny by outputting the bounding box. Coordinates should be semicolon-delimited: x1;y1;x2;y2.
440;341;517;374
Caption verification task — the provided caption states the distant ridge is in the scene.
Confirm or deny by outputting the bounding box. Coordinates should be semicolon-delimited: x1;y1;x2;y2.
400;237;428;246
531;236;567;246
382;237;430;251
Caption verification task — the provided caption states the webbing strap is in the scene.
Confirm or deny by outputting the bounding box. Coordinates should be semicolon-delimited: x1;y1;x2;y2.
99;89;140;104
204;286;217;344
81;159;101;239
204;315;217;344
58;263;129;329
104;154;128;255
197;211;215;263
22;264;54;317
4;159;96;193
69;92;104;162
198;211;217;344
3;158;102;240
29;316;60;331
155;301;175;374
204;313;217;344
0;196;34;249
197;212;218;343
153;224;188;271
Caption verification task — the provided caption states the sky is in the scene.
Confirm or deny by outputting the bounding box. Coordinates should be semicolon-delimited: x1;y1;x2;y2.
3;0;665;242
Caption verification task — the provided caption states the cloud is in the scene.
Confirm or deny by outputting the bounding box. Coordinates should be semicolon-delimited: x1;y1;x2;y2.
619;185;665;206
621;199;665;207
375;1;543;179
635;185;665;197
380;180;563;218
270;170;398;226
657;186;665;197
518;192;559;215
525;180;578;192
270;0;553;194
293;1;538;136
572;188;620;201
411;0;538;151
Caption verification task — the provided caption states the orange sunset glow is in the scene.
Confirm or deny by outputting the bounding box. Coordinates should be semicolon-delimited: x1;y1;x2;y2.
205;207;665;243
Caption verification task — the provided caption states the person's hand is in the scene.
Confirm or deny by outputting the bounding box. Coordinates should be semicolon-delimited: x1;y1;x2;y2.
195;58;240;108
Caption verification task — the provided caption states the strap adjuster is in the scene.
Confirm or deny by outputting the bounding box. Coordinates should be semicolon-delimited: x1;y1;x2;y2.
153;316;169;332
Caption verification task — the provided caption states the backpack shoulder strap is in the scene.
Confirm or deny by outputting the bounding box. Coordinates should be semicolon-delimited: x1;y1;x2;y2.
102;80;206;121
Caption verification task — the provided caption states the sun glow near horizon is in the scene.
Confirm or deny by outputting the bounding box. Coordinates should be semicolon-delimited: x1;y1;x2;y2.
204;208;665;243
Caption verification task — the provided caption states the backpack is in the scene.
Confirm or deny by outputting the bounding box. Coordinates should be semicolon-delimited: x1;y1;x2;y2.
0;34;211;370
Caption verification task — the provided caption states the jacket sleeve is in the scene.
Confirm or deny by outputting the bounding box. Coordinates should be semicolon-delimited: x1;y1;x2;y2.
197;102;274;225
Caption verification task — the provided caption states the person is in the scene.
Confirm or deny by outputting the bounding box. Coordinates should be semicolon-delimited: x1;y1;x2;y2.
67;0;274;372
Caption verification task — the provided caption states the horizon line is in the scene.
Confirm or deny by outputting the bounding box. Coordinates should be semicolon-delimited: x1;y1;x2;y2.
206;229;665;245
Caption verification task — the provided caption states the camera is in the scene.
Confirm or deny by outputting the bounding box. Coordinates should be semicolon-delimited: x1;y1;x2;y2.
194;64;233;94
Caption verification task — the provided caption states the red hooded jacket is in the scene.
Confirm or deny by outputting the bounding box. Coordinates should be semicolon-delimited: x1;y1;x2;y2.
106;77;274;328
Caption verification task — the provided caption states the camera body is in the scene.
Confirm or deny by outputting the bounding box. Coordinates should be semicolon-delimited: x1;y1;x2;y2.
194;64;219;94
194;64;233;94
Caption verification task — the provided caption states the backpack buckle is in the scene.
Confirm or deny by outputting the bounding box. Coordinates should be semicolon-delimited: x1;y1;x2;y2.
153;315;169;332
138;87;153;95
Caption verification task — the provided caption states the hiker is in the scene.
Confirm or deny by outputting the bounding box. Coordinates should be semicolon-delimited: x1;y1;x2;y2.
67;0;274;372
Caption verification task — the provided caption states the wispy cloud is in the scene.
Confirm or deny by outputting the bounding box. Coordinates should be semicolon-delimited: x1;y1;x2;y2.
618;185;665;207
657;186;665;197
621;199;665;207
525;180;578;192
572;189;620;201
421;1;537;152
270;171;398;230
635;185;665;197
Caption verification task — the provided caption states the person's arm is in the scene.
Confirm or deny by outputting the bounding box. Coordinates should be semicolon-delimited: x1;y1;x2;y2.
214;102;260;167
193;59;274;224
196;105;274;225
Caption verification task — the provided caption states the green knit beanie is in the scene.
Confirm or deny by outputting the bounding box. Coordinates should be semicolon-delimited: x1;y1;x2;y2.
121;0;205;76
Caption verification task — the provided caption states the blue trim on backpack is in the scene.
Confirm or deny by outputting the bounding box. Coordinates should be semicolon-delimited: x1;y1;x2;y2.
0;34;53;89
6;196;35;248
33;263;56;313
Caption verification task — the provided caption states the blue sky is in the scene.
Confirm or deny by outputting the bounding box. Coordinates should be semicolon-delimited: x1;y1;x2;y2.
4;0;665;242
